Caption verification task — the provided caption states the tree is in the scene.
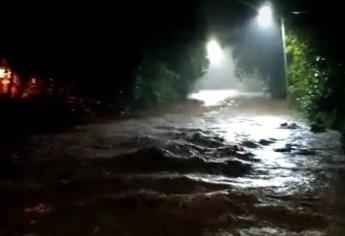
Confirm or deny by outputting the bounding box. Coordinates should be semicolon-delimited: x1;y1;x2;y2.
133;30;209;106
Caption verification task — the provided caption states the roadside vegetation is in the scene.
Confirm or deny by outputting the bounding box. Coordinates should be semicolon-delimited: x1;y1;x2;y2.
286;29;345;138
133;32;208;106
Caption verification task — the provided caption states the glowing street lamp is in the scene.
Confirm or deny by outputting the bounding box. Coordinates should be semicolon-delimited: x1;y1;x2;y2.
257;4;274;28
207;40;223;65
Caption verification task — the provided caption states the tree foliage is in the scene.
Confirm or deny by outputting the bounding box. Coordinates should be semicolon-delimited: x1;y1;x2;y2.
133;32;208;105
287;30;345;133
287;31;326;116
134;62;179;104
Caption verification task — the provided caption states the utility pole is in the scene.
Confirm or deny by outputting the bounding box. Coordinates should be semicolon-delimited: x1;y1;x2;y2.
280;17;289;100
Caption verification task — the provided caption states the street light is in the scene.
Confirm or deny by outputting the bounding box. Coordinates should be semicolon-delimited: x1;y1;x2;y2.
257;4;274;28
207;39;224;65
257;3;288;99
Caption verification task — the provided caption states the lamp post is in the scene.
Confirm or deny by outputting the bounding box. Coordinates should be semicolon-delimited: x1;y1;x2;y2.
280;16;289;99
257;3;289;99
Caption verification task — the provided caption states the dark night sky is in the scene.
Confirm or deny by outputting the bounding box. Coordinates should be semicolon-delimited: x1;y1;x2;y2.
1;1;343;83
1;1;201;87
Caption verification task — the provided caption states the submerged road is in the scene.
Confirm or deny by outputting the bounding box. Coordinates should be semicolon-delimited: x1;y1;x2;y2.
1;90;345;235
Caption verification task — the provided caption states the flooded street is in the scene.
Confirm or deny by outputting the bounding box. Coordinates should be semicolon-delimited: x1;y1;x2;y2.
1;90;345;235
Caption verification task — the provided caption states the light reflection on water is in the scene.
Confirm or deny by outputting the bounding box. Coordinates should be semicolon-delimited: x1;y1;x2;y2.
188;89;240;106
188;89;265;107
207;115;304;191
123;113;322;194
185;91;341;196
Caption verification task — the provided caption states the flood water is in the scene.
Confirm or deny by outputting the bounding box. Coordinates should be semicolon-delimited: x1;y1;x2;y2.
1;90;345;235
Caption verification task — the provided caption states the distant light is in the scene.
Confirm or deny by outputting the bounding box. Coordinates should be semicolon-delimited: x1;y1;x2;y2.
0;68;6;78
257;4;274;28
207;40;223;65
291;11;306;15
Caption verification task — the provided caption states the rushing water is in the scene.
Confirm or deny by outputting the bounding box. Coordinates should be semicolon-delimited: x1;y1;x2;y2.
1;90;344;235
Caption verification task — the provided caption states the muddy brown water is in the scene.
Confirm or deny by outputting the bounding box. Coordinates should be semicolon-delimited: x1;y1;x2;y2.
1;91;344;235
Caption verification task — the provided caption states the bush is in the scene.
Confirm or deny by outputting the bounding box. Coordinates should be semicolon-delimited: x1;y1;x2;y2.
133;33;208;106
287;30;345;133
134;62;180;104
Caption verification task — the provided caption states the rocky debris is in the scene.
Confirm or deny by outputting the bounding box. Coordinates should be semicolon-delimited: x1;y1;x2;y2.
280;122;299;129
310;122;326;133
274;144;317;156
